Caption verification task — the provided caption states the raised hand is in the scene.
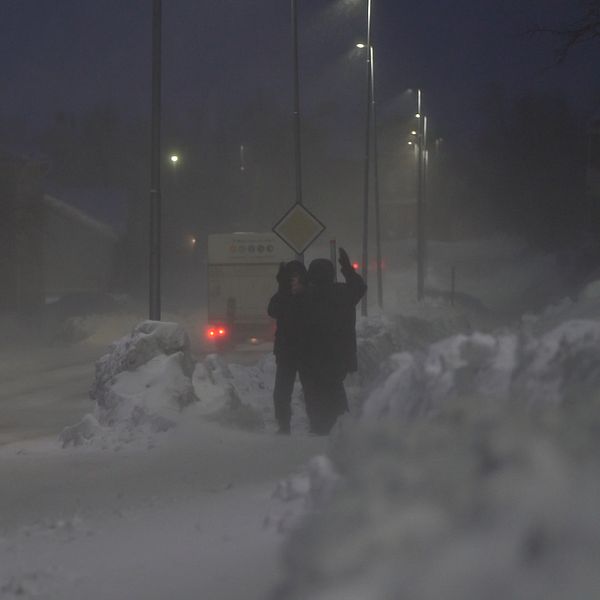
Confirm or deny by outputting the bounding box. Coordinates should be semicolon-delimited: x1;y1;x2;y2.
338;247;353;276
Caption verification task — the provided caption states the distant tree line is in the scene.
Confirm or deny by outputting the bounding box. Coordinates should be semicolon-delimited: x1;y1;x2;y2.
2;76;597;301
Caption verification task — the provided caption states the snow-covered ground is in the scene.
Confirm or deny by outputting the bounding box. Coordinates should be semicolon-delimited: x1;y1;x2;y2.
2;237;598;599
0;320;328;600
0;422;326;600
272;267;600;599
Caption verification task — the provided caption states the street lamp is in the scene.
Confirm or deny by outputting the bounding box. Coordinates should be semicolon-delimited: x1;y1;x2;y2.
360;0;372;317
355;40;383;310
170;154;179;165
370;45;383;310
149;0;162;321
415;89;428;301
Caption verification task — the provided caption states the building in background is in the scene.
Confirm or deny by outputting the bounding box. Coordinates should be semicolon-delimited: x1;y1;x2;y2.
0;152;118;315
42;195;118;300
0;152;46;314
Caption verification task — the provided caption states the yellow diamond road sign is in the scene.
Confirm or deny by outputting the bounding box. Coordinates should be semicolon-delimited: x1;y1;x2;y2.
272;203;326;254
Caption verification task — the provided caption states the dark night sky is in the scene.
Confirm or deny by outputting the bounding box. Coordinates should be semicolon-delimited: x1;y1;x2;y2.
2;0;598;152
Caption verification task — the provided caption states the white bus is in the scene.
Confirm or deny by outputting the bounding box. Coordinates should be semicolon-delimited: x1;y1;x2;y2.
206;232;293;347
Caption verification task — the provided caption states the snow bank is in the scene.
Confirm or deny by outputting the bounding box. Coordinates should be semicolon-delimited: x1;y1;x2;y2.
273;317;600;599
60;321;197;447
361;319;600;420
56;306;483;449
275;409;600;600
349;312;474;411
265;455;340;534
192;353;312;433
59;322;308;447
192;354;274;431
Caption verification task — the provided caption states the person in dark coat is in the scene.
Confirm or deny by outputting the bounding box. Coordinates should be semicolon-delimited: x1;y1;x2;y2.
300;248;366;435
267;260;308;434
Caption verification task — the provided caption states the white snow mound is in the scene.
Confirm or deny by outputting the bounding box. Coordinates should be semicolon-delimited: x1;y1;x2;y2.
362;319;600;420
60;321;197;447
274;317;600;599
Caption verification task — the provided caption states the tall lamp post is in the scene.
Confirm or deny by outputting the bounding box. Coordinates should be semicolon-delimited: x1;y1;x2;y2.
370;45;383;310
149;0;162;320
291;0;304;262
416;89;426;301
357;42;383;310
360;0;372;317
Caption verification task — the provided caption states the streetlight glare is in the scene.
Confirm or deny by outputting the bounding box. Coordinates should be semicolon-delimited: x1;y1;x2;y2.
170;154;179;164
411;130;417;135
415;113;421;118
356;43;366;49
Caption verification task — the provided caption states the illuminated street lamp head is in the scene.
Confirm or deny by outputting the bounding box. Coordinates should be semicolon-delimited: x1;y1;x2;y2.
356;43;366;49
408;141;414;145
415;113;421;118
411;130;417;135
170;154;179;164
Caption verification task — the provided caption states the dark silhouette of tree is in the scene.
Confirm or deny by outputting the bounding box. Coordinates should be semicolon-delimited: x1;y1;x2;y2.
472;89;588;249
530;0;600;62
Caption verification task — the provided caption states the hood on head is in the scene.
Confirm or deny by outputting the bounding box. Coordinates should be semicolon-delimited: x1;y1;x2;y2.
308;259;335;286
285;260;308;285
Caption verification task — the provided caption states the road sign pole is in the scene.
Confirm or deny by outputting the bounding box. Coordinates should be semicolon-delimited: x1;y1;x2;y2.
291;0;304;263
330;239;337;281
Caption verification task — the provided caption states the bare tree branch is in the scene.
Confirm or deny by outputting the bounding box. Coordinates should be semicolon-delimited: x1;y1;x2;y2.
527;0;600;62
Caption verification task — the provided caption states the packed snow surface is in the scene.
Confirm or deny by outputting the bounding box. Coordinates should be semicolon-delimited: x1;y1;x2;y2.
0;420;327;600
274;305;600;599
4;243;600;599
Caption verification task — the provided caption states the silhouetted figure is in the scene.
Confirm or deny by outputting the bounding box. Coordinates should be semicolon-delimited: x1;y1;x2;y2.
267;260;308;434
300;248;366;435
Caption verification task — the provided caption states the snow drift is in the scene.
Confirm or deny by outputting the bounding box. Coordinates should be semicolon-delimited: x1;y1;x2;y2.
59;321;197;446
362;319;600;420
273;315;600;599
58;322;307;447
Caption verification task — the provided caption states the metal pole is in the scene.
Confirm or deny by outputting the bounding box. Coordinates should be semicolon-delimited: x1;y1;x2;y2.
149;0;162;320
291;0;304;263
360;0;372;317
422;116;428;295
330;239;337;281
416;90;424;301
371;45;383;310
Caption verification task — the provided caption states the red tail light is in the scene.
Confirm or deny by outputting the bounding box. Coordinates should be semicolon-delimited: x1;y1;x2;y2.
352;262;360;270
205;325;229;340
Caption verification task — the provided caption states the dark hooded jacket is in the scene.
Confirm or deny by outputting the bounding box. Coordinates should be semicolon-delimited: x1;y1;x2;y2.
267;261;307;362
301;259;366;378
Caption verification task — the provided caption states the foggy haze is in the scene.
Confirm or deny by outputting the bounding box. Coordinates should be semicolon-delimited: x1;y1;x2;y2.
1;1;600;599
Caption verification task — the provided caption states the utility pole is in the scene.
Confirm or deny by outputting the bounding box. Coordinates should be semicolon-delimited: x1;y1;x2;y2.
291;0;304;263
416;90;425;301
361;0;372;317
149;0;162;320
371;45;383;310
